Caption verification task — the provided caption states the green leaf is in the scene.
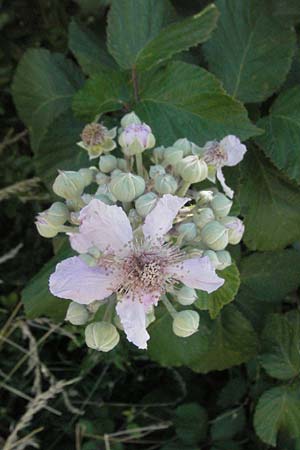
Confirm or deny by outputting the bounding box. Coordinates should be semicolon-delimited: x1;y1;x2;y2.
22;241;73;321
203;0;296;103
254;385;300;446
211;408;246;441
12;49;84;151
269;0;300;25
256;87;300;184
217;377;247;408
240;148;300;251
136;61;261;145
174;403;208;444
107;0;174;70
34;111;89;188
68;20;117;77
195;264;240;319
73;71;130;121
260;312;300;380
136;4;219;71
238;250;300;304
148;305;258;373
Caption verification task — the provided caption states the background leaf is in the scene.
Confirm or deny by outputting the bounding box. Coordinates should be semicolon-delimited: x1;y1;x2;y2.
174;403;208;444
203;0;296;103
195;263;240;319
254;385;300;446
240;148;300;250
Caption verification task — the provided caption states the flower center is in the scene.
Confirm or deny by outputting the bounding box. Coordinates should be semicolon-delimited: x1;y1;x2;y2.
81;123;107;146
204;142;227;167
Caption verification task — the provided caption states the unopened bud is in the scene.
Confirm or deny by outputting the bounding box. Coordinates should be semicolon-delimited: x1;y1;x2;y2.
78;168;96;186
173;138;194;156
175;286;197;306
120;111;141;128
42;202;69;227
35;216;59;238
193;207;215;229
85;322;120;352
163;147;183;165
135;192;158;217
197;190;214;206
117;158;128;171
221;216;244;244
96;172;110;185
65;302;89;325
149;164;165;179
109;172;145;202
177;222;197;241
211;193;232;218
172;310;199;337
119;123;155;155
154;174;178;194
53;171;85;200
203;250;220;268
153;146;165;163
178;156;208;183
99;154;117;173
215;250;232;270
201;220;229;251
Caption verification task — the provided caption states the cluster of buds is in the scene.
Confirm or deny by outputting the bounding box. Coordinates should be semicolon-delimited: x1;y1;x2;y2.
35;112;247;352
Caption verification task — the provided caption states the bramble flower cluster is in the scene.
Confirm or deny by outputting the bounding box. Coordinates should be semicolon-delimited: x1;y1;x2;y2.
35;112;246;351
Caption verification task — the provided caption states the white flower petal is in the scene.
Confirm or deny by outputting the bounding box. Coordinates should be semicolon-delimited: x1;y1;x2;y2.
142;194;189;243
216;168;234;199
168;256;224;293
69;199;133;255
49;256;118;304
116;294;150;349
220;135;247;167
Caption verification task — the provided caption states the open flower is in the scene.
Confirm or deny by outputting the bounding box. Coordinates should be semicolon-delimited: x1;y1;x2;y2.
49;195;224;349
203;135;247;198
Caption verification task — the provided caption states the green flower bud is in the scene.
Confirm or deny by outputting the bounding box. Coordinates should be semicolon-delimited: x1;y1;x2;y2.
117;158;128;171
65;302;89;325
196;190;214;206
215;250;232;270
53;171;85;200
85;322;120;352
210;193;232;218
78;168;96;186
153;146;165;163
178;156;208;183
135;192;158;217
193;207;215;229
154;174;178;194
120;111;141;128
35;217;59;238
43;202;69;226
177;222;197;241
221;216;244;244
99;154;117;173
109;172;145;202
111;169;123;178
163;147;183;165
172;310;199;337
175;286;197;306
78;123;117;159
173;138;194;156
203;250;220;268
118;123;155;156
96;172;110;185
201;220;229;251
149;164;165;179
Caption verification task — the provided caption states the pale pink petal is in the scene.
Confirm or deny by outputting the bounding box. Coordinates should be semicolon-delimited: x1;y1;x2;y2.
216;168;234;199
168;255;224;293
69;199;133;255
116;294;150;349
49;256;118;304
220;135;247;167
142;194;189;242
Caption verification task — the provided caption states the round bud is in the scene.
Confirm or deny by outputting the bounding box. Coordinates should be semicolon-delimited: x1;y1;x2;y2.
203;250;220;269
221;216;244;244
117;158;128;171
178;156;208;183
173;138;194;156
65;302;89;325
96;172;110;185
78;168;96;186
85;322;120;352
193;207;215;229
99;154;117;173
53;171;85;200
215;250;232;270
210;193;232;218
175;286;197;306
42;202;69;227
135;192;158;217
154;174;178;195
177;222;197;241
119;123;155;155
149;164;165;179
163;147;183;165
201;220;229;251
109;172;145;202
111;169;122;178
120;111;141;128
153;146;165;163
35;216;59;238
172;310;200;337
